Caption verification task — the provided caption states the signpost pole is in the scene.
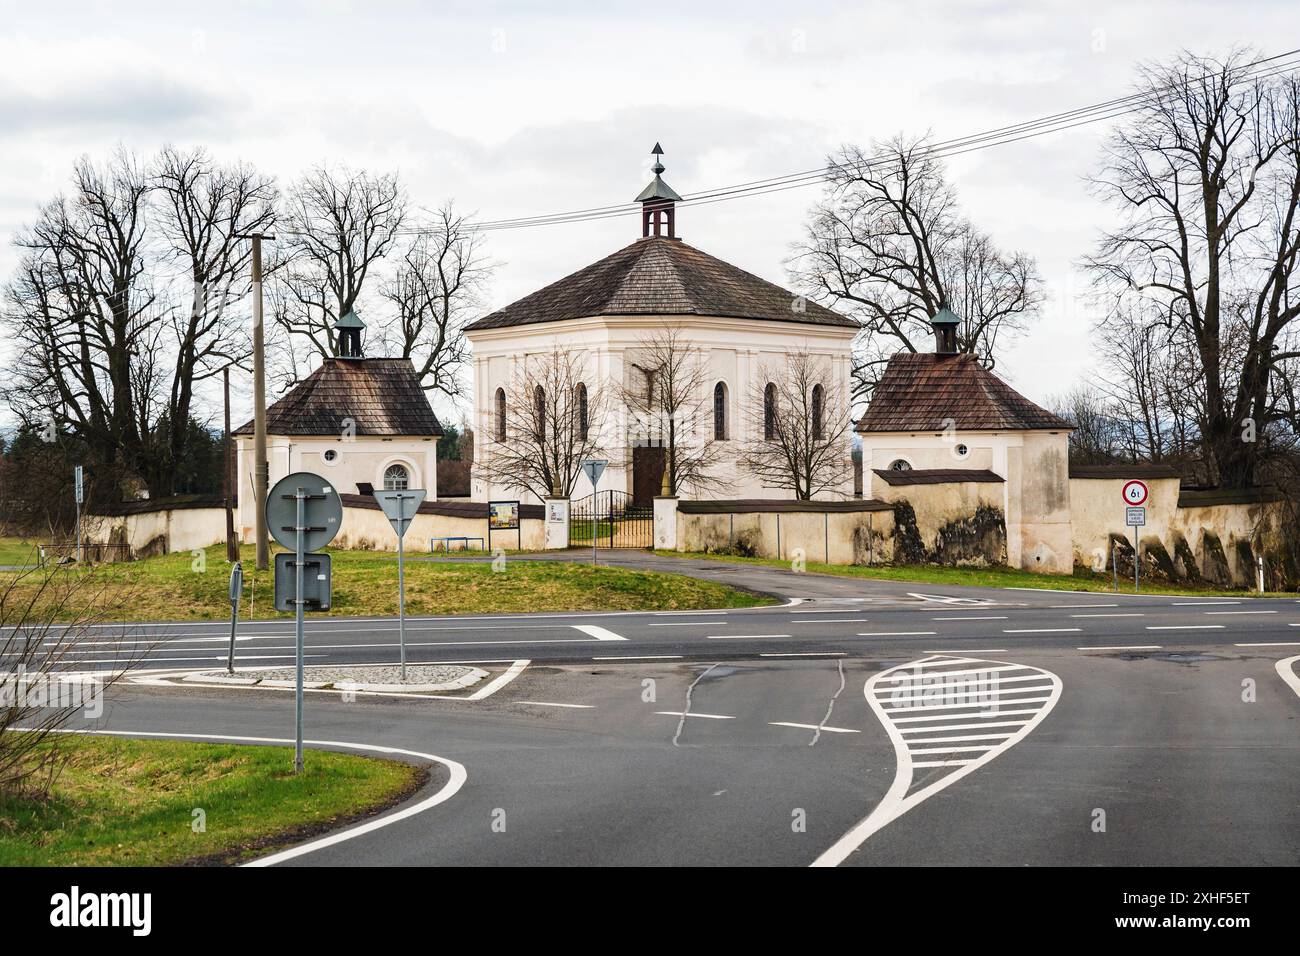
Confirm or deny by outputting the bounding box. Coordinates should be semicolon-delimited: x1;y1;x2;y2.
74;465;83;563
1133;523;1140;592
294;486;305;774
398;494;407;681
227;562;242;674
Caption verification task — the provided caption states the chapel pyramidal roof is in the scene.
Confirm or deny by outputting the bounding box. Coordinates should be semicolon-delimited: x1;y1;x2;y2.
464;235;857;332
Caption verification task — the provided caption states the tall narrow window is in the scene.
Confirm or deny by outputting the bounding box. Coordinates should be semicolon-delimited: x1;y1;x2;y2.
812;383;825;440
763;382;777;440
576;383;589;440
713;381;728;441
494;387;506;441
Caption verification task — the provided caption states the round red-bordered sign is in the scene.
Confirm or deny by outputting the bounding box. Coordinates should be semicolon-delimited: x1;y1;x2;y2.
1122;479;1149;506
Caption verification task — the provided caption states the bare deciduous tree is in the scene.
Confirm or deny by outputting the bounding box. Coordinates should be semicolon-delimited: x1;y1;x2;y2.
378;202;490;398
1084;49;1300;488
477;348;606;500
619;327;727;496
276;166;406;369
738;350;852;499
792;135;1043;399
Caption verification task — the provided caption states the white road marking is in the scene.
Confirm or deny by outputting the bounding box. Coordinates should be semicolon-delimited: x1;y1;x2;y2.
1002;628;1080;634
1204;610;1276;615
652;610;728;616
883;696;1052;712
1071;613;1144;618
1171;600;1239;606
791;618;871;624
592;654;683;660
922;648;1008;654
1078;644;1161;651
1275;656;1300;699
812;654;1061;868
648;621;726;627
1235;642;1300;647
657;710;733;720
570;624;627;641
706;633;791;639
770;721;859;734
516;701;594;709
792;609;870;614
1145;625;1224;630
893;707;1045;723
932;615;1008;621
464;660;530;700
904;733;1017;744
1049;603;1118;609
898;720;1029;733
856;631;936;637
35;728;466;867
760;651;847;657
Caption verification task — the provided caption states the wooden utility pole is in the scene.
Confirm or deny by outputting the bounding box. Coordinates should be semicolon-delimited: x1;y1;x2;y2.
246;233;273;570
223;366;238;562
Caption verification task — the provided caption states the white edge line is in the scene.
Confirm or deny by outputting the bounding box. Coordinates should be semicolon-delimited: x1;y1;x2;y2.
465;659;530;700
37;728;466;868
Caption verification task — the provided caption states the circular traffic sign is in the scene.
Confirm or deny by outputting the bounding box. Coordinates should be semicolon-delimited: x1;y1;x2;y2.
265;471;343;552
1121;479;1149;506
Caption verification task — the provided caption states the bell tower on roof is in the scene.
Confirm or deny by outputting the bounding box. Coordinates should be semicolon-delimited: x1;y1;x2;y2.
636;142;683;239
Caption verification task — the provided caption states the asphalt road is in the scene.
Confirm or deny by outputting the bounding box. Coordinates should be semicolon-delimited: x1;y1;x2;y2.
17;553;1300;866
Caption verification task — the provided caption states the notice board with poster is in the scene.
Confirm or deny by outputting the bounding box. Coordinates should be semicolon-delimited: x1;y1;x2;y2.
488;500;521;549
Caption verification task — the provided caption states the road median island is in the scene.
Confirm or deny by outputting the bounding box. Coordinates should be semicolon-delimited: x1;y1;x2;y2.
0;734;427;866
182;663;488;694
0;544;775;622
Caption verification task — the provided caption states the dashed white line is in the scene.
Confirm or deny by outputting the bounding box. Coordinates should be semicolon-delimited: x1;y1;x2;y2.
856;631;936;637
1049;603;1118;609
516;701;593;709
706;634;791;639
1204;610;1277;615
1234;642;1300;647
592;654;683;660
1171;600;1240;606
931;615;1008;621
922;648;1008;654
648;622;725;627
657;710;733;720
1002;628;1080;634
760;651;847;657
1145;625;1224;630
1070;613;1144;618
770;721;859;734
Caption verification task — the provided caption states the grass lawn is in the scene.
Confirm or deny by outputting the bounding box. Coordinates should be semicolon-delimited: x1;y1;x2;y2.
0;536;40;566
0;544;772;622
654;550;1292;598
0;735;420;866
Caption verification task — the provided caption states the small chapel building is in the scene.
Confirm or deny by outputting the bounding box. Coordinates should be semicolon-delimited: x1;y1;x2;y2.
857;307;1076;573
464;146;859;504
232;312;444;541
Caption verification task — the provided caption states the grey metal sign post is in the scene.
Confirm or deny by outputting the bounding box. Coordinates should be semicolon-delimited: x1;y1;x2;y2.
580;459;607;566
374;489;426;681
1122;479;1149;594
227;561;243;674
74;465;83;563
267;472;342;772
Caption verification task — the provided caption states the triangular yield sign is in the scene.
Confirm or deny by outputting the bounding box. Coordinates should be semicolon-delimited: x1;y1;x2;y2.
373;489;427;538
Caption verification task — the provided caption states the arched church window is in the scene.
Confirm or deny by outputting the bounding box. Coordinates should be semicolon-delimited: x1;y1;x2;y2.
713;382;728;441
812;383;825;440
576;383;589;440
494;388;506;441
889;459;912;472
383;463;410;490
763;382;777;440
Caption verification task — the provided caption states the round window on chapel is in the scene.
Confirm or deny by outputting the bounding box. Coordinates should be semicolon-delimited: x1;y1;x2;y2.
323;449;338;463
955;444;969;458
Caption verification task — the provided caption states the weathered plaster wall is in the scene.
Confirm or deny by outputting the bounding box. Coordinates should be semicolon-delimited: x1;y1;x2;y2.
677;508;894;565
871;481;1007;566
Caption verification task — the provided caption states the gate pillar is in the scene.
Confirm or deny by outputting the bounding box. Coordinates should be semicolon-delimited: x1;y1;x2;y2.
654;496;679;551
544;497;570;550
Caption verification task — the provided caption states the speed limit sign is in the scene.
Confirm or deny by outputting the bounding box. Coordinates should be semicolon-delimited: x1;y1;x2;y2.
1122;479;1149;506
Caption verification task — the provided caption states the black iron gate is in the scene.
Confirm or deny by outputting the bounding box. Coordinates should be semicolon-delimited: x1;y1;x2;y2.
569;490;653;549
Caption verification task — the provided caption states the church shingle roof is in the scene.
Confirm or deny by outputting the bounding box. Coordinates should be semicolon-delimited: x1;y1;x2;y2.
464;236;857;331
234;358;443;437
858;352;1071;433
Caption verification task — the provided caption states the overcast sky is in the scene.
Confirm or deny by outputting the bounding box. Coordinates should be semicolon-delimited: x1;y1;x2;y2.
2;0;1298;428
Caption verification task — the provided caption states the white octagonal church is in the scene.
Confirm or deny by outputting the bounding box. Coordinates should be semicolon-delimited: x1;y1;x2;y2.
465;146;859;505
